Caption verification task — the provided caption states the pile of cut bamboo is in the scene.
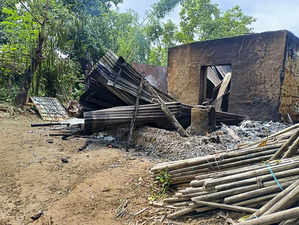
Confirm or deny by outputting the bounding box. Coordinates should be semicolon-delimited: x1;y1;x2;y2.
151;124;299;222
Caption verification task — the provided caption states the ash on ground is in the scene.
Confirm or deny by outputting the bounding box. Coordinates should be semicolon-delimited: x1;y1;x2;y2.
133;120;288;161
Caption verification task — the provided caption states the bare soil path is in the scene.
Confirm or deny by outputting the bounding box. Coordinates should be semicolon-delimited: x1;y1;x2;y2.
0;116;152;225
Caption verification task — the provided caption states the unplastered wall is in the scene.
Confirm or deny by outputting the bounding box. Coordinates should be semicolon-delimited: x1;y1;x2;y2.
168;31;288;121
279;32;299;120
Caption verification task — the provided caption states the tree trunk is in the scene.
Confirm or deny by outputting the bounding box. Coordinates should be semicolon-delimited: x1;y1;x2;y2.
15;24;45;106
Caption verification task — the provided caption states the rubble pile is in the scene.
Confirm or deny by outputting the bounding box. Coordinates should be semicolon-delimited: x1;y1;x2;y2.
134;120;288;161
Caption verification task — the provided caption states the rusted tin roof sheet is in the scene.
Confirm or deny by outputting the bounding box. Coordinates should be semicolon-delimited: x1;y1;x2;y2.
30;97;68;121
132;63;168;93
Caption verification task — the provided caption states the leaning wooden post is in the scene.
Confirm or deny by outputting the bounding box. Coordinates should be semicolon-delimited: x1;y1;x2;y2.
145;81;189;137
127;77;144;150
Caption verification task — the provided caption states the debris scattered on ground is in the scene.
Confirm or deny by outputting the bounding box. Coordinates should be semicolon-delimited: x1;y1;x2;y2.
61;158;69;163
30;210;43;221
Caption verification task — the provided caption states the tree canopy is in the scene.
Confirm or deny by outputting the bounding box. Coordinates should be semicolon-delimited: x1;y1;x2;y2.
0;0;256;104
176;0;255;43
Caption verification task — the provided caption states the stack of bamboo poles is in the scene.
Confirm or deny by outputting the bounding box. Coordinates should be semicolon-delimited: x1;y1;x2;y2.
151;124;299;220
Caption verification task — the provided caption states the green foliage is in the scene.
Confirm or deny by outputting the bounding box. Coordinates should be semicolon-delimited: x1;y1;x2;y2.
0;86;18;103
0;0;256;104
150;169;171;201
112;10;150;63
176;0;256;43
146;19;177;66
62;0;122;16
0;4;39;76
146;0;255;66
151;0;182;19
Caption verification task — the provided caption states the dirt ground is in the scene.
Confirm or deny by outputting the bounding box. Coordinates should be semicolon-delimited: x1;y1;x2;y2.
0;115;228;225
0;115;156;225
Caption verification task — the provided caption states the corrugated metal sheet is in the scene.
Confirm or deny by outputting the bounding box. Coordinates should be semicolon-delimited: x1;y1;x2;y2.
30;97;68;121
132;63;168;93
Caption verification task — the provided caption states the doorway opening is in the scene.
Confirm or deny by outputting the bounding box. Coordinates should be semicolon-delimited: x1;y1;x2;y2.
199;65;232;112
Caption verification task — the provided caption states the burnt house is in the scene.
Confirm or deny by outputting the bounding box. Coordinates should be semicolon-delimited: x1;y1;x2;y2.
167;30;299;121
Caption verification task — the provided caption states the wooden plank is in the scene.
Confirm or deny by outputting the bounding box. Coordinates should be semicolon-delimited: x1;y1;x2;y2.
207;67;221;86
214;72;232;111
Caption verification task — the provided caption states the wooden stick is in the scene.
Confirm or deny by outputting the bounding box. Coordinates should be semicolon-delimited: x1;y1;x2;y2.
167;207;195;219
282;136;299;159
279;218;299;225
235;193;277;207
186;176;299;201
271;129;299;160
246;180;299;220
215;168;299;191
224;180;294;204
263;182;299;215
127;77;144;149
204;160;299;189
214;72;231;111
193;200;256;214
151;143;283;172
237;207;299;225
145;81;189;137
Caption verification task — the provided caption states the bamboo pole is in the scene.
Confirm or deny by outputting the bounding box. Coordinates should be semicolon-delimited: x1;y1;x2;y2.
237;207;299;225
246;180;299;220
224;180;294;204
151;144;283;173
185;176;299;201
270;130;299;160
279;218;299;225
215;168;299;191
145;81;189;137
235;193;277;207
167;154;273;182
167;207;195;219
263;182;299;215
204;160;299;189
282;136;299;159
168;149;277;176
193;178;294;203
193;200;256;214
